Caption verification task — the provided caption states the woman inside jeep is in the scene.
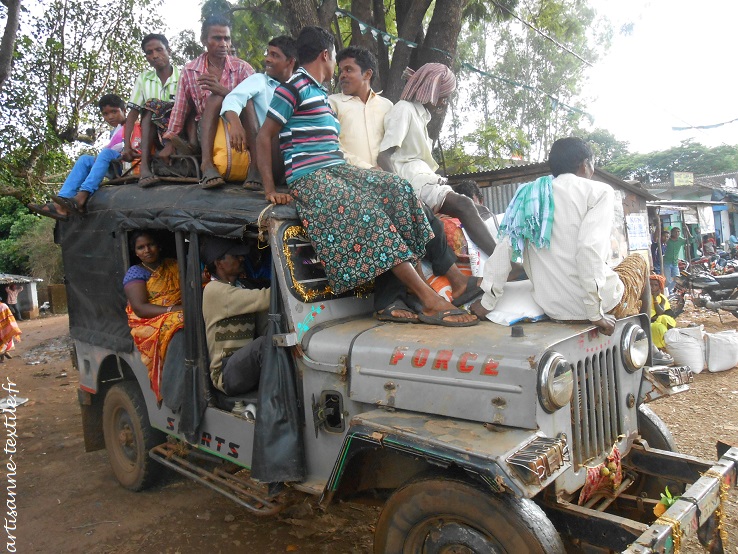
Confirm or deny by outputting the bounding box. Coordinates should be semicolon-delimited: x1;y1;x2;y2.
123;230;184;403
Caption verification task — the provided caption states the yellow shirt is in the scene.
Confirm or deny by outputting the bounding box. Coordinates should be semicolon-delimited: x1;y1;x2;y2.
328;91;393;169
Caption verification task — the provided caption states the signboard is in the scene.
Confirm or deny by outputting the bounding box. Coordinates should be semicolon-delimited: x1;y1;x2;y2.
625;213;651;250
672;171;694;187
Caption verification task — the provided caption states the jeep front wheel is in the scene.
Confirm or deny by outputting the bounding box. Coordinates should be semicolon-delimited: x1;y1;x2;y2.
102;381;165;491
374;477;565;554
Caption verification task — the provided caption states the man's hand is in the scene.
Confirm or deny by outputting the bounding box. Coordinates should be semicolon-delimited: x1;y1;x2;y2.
469;299;490;319
197;73;229;97
591;314;616;336
120;146;139;163
228;120;247;153
265;191;292;205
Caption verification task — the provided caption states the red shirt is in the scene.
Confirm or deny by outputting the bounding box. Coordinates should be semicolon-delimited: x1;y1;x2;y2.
164;53;254;139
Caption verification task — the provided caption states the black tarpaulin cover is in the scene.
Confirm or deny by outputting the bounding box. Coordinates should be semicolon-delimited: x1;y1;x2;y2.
251;267;306;483
57;183;296;352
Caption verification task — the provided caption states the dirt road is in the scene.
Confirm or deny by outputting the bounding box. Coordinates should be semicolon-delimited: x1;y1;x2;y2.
6;311;738;553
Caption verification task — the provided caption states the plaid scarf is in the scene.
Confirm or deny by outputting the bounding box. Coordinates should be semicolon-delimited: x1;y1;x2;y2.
400;63;456;105
499;176;554;262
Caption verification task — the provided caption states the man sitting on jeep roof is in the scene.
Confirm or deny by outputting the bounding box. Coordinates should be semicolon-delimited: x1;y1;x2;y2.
201;237;269;395
473;137;649;335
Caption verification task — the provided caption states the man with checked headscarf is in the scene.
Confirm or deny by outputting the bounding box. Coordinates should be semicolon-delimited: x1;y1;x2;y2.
378;63;497;257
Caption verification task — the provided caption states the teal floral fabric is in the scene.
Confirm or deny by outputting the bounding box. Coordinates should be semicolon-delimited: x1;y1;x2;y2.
290;164;432;294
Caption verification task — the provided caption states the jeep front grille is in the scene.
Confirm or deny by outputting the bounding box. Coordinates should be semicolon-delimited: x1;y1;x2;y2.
569;347;621;468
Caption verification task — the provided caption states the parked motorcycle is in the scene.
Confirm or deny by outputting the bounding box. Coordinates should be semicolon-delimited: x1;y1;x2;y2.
669;263;738;316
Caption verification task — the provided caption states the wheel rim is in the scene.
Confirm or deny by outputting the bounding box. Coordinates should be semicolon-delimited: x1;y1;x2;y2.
113;406;138;466
407;519;504;554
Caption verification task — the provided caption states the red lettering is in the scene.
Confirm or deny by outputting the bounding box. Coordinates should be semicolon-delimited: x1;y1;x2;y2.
412;348;430;368
389;346;408;365
482;356;499;376
457;352;477;373
215;436;225;452
433;350;453;370
201;432;211;447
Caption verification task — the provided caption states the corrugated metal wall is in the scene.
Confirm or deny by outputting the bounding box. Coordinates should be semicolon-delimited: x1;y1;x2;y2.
479;182;520;215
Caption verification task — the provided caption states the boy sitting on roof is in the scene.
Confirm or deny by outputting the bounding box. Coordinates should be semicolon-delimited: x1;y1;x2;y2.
216;35;297;190
29;94;127;220
156;15;254;189
120;33;181;188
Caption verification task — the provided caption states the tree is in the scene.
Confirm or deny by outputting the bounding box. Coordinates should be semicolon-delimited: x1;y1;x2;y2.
0;0;22;91
447;0;611;164
604;140;738;183
0;0;164;200
577;127;629;167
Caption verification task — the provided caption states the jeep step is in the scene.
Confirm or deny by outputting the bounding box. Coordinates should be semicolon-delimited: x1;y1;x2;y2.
149;442;283;516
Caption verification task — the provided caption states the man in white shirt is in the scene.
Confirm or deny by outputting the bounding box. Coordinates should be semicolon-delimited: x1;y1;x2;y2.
473;137;648;335
328;46;393;169
378;63;497;256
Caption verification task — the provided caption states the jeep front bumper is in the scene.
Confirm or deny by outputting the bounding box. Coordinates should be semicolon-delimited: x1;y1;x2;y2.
624;446;738;553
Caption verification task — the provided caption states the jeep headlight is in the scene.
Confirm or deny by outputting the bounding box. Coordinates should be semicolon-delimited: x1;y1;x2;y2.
622;324;649;372
538;353;574;413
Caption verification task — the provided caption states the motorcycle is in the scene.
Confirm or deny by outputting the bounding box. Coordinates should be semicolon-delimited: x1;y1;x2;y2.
669;262;738;316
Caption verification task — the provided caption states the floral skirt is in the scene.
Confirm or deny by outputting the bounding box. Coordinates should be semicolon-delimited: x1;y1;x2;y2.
290;164;433;294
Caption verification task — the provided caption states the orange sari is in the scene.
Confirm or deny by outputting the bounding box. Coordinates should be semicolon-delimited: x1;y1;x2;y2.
0;303;21;354
126;258;184;402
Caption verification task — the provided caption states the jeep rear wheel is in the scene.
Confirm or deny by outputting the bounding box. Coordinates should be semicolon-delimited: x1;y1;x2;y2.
102;381;165;491
374;477;565;554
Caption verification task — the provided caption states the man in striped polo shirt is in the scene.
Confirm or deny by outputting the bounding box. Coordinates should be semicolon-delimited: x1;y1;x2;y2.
255;26;477;327
121;33;181;187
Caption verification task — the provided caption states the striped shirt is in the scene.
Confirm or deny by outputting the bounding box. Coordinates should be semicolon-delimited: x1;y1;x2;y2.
267;68;344;184
127;66;181;111
164;53;254;140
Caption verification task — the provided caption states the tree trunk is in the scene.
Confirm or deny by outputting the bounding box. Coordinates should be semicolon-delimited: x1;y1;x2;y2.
384;0;433;102
350;0;375;52
372;0;390;91
0;0;22;91
416;0;468;139
280;0;320;37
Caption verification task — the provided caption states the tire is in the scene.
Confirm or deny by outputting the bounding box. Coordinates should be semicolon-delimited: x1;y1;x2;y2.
374;477;565;554
634;405;683;496
102;381;165;491
667;293;685;317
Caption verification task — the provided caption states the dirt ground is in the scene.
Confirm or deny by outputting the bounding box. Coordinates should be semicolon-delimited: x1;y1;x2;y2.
5;308;738;553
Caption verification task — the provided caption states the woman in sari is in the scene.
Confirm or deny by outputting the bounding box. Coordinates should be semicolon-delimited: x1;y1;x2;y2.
650;274;676;350
0;302;21;361
123;231;183;402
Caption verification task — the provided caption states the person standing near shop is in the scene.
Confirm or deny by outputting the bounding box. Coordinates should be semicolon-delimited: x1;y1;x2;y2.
664;227;687;293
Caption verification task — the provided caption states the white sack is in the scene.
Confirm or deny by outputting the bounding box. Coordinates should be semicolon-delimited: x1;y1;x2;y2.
664;326;706;373
705;330;738;372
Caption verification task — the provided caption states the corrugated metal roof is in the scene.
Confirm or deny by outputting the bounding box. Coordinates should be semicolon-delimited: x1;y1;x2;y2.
0;274;42;285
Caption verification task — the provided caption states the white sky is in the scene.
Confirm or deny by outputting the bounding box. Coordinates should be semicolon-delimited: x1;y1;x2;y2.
161;0;738;154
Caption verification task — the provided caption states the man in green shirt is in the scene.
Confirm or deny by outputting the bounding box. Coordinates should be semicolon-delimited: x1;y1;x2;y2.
664;227;687;292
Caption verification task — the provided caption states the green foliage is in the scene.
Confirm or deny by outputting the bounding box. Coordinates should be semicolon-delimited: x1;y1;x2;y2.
604;140;738;183
0;0;164;200
449;0;612;163
0;198;39;275
14;218;64;284
575;127;629;167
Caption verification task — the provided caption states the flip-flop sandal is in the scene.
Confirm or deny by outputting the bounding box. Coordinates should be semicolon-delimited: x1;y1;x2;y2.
452;276;484;307
243;180;263;191
27;202;68;222
418;308;479;327
51;195;86;214
374;299;419;323
200;167;225;189
138;174;161;188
